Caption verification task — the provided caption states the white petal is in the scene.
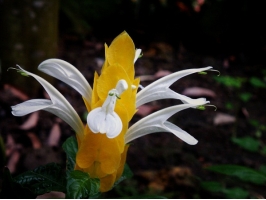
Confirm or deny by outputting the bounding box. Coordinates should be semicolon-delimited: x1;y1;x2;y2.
87;108;122;138
125;104;199;145
38;59;92;105
136;67;212;107
11;99;52;116
12;67;84;138
134;49;142;63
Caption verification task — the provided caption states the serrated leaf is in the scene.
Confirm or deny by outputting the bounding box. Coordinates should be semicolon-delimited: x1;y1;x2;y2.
222;187;249;199
206;164;266;185
231;136;260;152
62;136;78;172
66;170;100;199
14;163;66;195
0;167;36;198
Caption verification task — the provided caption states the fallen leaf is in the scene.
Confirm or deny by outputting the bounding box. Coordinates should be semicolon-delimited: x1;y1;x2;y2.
47;122;61;146
20;112;39;130
7;150;20;173
4;84;29;101
27;132;42;149
154;70;172;78
137;105;160;117
37;191;65;199
213;112;236;125
139;75;155;82
182;87;216;98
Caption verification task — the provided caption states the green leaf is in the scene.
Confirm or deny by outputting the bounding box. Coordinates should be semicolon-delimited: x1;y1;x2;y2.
0;167;36;199
258;165;266;176
14;163;66;195
231;136;260;152
249;77;266;88
62;136;78;172
225;102;234;110
66;170;100;199
213;76;245;88
222;187;249;199
201;181;249;198
239;92;252;102
206;164;266;185
201;181;224;192
114;164;133;187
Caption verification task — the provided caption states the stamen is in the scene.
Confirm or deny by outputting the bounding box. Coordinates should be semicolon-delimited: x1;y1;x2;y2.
196;105;217;111
138;85;144;90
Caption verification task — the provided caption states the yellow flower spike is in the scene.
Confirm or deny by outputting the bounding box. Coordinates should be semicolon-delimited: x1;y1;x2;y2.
12;30;216;194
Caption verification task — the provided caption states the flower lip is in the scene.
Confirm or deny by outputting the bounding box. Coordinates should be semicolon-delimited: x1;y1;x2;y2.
87;79;128;138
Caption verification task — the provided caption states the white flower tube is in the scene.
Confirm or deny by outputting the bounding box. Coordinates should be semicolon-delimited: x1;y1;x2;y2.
125;103;208;145
11;66;84;139
38;59;92;105
136;67;212;107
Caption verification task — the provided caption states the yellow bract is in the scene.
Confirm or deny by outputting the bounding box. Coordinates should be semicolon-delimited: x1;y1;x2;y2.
75;31;139;192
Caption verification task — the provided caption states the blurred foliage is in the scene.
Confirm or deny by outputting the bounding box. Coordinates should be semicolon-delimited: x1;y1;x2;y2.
202;164;266;198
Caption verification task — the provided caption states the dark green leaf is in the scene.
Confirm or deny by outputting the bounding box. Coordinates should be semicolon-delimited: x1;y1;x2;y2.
62;136;78;172
249;77;266;88
239;92;252;102
14;163;66;195
66;170;100;199
222;187;249;199
258;165;266;176
206;164;266;185
231;136;260;152
114;164;133;187
201;181;224;192
0;167;36;199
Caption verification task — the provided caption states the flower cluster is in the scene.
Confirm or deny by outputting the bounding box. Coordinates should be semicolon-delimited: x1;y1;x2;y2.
11;31;213;192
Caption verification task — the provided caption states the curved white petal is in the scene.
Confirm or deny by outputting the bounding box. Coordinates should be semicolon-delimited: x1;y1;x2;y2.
87;107;122;139
125;104;201;145
136;67;213;107
12;67;84;138
11;99;52;116
38;59;92;105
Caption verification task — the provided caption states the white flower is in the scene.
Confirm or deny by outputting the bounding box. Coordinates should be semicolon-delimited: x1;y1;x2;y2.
87;80;128;138
11;57;213;145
